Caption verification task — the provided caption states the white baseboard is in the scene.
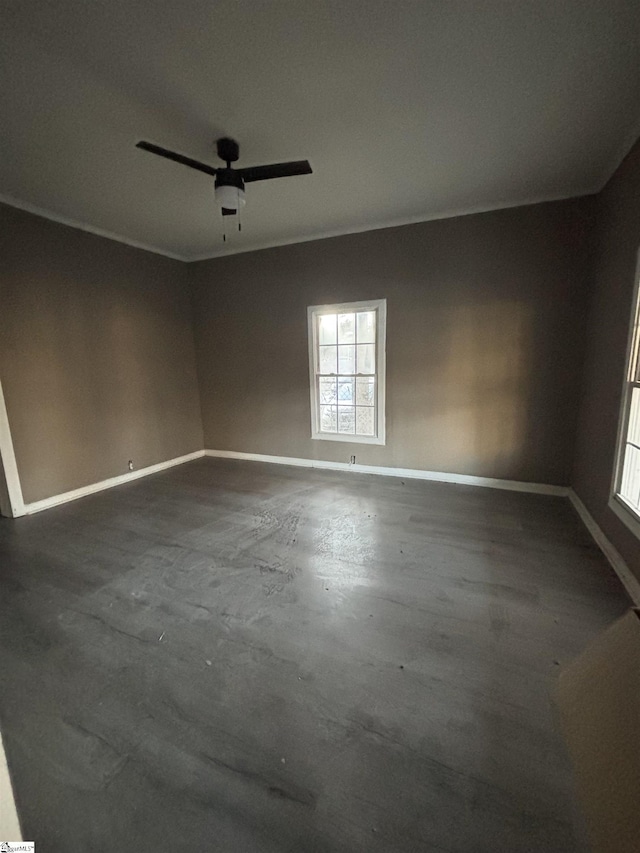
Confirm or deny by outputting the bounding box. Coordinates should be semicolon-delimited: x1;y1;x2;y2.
568;489;640;605
204;448;569;496
16;448;639;607
205;449;640;603
22;450;205;515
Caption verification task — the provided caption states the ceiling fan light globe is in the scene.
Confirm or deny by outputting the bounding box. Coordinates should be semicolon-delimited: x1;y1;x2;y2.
215;185;246;210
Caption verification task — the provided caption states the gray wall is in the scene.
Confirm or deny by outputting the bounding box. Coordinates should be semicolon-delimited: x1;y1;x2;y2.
573;138;640;581
4;153;640;578
0;204;203;504
192;198;592;485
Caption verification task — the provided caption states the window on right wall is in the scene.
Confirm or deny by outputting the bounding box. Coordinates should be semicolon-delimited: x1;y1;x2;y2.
612;263;640;533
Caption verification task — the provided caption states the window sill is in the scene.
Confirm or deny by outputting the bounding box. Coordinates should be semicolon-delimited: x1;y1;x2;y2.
311;432;386;446
609;493;640;540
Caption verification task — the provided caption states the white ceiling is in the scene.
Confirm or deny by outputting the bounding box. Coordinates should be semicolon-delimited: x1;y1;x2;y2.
2;1;639;261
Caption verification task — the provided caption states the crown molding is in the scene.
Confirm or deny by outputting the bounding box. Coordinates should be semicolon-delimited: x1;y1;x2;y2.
186;188;595;263
1;185;599;266
0;193;188;262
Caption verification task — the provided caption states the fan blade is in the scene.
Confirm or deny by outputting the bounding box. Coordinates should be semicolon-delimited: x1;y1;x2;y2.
237;160;312;183
221;207;236;216
136;141;218;178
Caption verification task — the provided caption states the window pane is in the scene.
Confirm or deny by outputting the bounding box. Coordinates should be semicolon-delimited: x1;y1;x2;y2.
356;377;375;406
320;405;337;432
356;406;375;436
337;378;354;405
628;387;640;447
319;345;337;374
356;343;375;374
319;313;337;345
621;443;640;510
621;389;640;510
319;377;337;404
310;300;385;444
357;311;376;343
338;406;355;433
338;345;355;374
338;313;356;344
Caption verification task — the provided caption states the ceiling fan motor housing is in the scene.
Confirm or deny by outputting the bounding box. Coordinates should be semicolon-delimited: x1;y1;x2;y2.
215;168;244;191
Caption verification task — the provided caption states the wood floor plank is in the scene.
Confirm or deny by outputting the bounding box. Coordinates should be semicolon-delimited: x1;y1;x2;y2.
0;458;630;852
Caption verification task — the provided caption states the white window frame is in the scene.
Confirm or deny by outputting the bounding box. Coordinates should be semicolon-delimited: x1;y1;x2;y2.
307;299;386;445
610;249;640;538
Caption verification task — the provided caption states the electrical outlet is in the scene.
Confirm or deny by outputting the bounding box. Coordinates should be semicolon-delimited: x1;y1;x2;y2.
128;460;134;471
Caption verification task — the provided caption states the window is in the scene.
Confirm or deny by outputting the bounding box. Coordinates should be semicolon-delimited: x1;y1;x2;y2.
612;261;640;534
308;299;386;445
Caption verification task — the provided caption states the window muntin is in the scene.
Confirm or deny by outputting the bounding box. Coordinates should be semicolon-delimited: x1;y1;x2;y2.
308;300;386;445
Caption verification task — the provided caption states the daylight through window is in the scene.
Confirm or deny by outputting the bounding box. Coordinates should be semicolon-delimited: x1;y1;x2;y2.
308;300;386;445
615;273;640;521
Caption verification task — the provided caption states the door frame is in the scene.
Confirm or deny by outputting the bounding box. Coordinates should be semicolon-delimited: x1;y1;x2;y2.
0;379;24;517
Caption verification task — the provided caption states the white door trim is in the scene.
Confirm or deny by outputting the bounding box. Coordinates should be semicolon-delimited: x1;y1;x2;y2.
0;380;25;517
0;729;22;839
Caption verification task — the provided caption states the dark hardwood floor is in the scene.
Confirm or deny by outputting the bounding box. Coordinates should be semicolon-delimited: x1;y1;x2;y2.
0;458;630;852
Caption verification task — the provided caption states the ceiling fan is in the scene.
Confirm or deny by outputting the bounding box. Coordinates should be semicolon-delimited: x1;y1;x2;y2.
136;137;312;218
